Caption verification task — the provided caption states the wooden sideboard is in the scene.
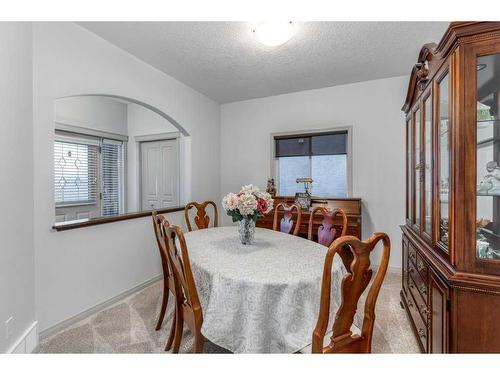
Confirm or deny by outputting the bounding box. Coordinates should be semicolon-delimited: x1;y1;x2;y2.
256;196;362;239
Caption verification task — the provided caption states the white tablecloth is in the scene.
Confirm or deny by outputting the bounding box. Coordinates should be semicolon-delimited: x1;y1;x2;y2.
183;226;348;353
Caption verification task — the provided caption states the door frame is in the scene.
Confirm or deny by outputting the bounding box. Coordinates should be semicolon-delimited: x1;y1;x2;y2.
137;131;180;210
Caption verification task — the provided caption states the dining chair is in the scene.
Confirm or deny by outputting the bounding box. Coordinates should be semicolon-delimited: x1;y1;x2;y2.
272;202;302;236
162;223;204;353
184;201;218;232
311;232;390;354
151;212;177;351
308;207;348;247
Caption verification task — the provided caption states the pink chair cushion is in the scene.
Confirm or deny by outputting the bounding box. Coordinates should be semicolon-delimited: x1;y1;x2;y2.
317;212;337;247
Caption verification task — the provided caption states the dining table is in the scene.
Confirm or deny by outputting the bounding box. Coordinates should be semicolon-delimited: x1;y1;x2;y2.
183;225;357;353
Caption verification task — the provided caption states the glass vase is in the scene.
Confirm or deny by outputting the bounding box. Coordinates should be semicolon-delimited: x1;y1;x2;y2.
238;217;256;245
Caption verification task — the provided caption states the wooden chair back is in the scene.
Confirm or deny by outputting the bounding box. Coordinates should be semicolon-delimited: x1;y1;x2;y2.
152;211;170;272
152;212;178;341
308;207;348;247
162;225;203;321
272;202;302;236
312;232;390;354
184;201;218;231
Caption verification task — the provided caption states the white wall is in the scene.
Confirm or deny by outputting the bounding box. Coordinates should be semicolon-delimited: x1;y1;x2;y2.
0;23;36;352
126;103;179;211
127;102;178;136
55;96;128;135
33;22;220;332
220;76;407;269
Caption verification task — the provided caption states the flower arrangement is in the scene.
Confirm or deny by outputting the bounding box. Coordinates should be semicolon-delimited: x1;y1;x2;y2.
222;184;274;222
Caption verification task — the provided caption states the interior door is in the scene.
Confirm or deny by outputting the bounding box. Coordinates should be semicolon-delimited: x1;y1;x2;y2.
140;139;179;210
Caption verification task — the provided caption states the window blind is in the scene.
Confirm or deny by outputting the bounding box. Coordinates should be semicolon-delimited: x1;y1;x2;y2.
101;139;123;216
275;131;347;157
311;132;347;155
54;137;99;206
275;136;311;157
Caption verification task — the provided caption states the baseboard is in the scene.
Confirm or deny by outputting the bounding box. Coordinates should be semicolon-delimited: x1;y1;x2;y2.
387;265;402;274
39;274;162;340
371;264;401;275
7;321;38;354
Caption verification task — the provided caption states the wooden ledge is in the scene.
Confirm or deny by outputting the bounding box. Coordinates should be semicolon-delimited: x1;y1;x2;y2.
52;206;185;231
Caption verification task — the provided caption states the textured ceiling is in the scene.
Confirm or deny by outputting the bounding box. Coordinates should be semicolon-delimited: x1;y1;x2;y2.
79;22;449;103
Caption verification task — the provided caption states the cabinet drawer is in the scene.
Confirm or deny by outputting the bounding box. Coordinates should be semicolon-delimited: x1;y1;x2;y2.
408;258;428;302
408;244;417;265
402;238;409;295
406;290;428;351
408;273;429;322
416;252;428;279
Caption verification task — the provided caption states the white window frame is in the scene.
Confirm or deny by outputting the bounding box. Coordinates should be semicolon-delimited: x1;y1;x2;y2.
270;126;353;198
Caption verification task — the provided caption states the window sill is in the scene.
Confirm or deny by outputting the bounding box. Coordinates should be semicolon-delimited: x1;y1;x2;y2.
52;206;185;231
56;201;97;208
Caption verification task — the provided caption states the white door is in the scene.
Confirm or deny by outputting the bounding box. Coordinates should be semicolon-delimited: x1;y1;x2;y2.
140;139;179;210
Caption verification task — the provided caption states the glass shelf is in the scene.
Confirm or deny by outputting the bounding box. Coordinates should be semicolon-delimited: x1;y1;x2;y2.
477;192;500;197
477;137;500;148
476;52;500;261
477;228;500;260
438;73;450;247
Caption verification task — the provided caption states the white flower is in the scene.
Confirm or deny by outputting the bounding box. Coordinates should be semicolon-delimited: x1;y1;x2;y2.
237;193;258;215
240;184;259;195
222;192;239;211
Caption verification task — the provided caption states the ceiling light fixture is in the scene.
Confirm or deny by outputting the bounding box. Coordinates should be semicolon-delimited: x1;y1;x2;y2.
253;21;294;47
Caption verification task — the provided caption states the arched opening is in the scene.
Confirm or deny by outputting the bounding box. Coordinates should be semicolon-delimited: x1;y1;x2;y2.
58;93;190;136
53;94;191;226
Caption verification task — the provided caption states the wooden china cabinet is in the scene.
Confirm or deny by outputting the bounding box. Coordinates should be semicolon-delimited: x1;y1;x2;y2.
401;22;500;353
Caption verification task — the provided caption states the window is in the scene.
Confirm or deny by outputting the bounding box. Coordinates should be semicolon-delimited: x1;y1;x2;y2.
54;131;124;217
274;130;349;197
54;134;99;206
101;139;124;216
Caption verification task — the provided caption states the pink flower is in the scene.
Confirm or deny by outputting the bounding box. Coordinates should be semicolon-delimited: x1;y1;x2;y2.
256;197;268;214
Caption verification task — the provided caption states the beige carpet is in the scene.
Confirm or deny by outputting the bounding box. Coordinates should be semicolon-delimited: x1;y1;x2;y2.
38;272;420;354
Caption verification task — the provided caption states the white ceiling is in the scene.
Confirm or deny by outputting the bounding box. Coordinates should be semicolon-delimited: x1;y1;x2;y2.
79;22;449;104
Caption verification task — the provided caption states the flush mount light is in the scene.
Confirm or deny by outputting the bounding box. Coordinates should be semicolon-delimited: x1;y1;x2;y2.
253;21;294;47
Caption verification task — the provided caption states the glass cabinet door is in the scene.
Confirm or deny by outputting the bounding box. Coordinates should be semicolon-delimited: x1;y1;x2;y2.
407;118;412;223
476;53;500;260
423;94;433;236
414;108;421;229
438;73;450;247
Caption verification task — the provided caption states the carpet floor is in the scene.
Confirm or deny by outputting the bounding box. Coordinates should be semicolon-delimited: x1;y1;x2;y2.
38;272;420;354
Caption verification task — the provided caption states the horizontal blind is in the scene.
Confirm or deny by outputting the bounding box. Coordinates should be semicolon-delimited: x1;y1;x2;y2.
101;139;123;217
54;138;99;205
